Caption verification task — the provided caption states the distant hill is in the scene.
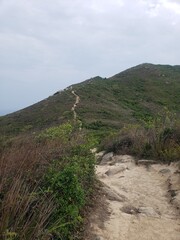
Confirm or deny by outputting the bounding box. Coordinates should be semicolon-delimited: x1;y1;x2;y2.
0;63;180;136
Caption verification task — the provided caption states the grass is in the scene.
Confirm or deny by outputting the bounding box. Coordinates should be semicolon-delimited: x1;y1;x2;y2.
0;137;53;239
0;90;74;137
0;63;180;239
0;123;96;240
100;110;180;163
73;64;180;129
0;63;180;137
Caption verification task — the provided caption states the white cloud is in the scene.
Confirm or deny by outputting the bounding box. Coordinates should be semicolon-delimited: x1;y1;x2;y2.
139;0;180;16
0;0;179;113
88;0;124;13
160;0;180;14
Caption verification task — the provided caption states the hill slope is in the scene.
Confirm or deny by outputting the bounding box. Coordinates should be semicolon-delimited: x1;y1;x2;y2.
0;63;180;136
74;63;180;128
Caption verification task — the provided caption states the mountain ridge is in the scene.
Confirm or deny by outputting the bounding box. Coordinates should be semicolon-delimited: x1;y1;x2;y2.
0;63;180;136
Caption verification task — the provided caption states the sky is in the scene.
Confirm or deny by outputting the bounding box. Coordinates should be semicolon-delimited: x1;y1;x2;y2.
0;0;180;115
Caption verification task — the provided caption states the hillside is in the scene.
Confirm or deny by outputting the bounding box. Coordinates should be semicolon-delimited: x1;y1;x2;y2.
0;63;180;239
0;63;180;136
74;63;180;128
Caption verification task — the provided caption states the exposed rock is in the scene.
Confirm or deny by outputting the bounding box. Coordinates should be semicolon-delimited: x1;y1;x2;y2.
168;172;180;212
112;155;134;163
138;160;157;165
90;156;180;239
94;236;104;240
121;205;139;215
100;152;114;165
159;169;171;174
105;166;127;176
173;191;180;212
95;151;106;160
103;186;127;202
108;161;116;166
169;189;177;201
138;207;160;218
169;174;180;191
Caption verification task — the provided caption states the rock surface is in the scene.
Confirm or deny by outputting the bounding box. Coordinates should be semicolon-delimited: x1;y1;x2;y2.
138;206;160;218
100;152;114;165
105;165;127;176
88;154;180;240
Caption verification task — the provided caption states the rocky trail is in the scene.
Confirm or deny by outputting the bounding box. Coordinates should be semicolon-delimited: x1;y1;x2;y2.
88;154;180;240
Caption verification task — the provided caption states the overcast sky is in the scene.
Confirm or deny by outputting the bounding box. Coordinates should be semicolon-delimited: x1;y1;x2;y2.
0;0;180;115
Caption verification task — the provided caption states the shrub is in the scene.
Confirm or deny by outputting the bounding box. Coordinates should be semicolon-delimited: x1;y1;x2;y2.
36;123;73;143
101;110;180;162
0;125;96;240
41;146;95;239
44;163;85;238
104;136;134;154
84;121;105;130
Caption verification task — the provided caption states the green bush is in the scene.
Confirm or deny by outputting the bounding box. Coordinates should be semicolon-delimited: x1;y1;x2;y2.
41;142;96;239
0;124;96;240
84;121;105;130
36;123;73;143
44;164;85;238
101;110;180;162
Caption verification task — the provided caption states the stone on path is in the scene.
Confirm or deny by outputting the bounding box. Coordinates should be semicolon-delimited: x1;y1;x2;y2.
105;165;127;176
138;160;157;165
138;206;160;218
103;186;127;202
100;152;114;165
159;169;171;174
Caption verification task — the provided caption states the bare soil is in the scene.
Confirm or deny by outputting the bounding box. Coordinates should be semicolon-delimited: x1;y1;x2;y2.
71;90;80;120
85;155;180;240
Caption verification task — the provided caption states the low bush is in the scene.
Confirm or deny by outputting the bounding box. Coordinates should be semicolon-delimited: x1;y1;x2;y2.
84;121;106;130
36;123;73;143
101;111;180;163
0;123;96;240
41;147;95;239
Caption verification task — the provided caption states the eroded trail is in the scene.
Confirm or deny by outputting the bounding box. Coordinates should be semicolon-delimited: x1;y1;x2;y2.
71;90;80;121
89;155;180;240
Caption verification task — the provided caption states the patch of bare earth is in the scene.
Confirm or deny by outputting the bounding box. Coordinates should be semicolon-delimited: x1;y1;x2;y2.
85;154;180;240
79;181;110;240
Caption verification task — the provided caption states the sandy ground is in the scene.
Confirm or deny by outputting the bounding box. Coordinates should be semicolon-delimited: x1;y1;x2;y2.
88;154;180;240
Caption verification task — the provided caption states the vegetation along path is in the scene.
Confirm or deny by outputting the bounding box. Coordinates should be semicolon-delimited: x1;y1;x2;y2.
88;154;180;240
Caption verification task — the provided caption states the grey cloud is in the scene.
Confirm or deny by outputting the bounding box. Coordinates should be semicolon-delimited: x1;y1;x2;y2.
0;0;180;114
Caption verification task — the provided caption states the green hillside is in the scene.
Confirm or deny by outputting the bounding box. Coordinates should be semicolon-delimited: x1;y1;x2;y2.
0;63;180;136
74;63;180;128
0;63;180;239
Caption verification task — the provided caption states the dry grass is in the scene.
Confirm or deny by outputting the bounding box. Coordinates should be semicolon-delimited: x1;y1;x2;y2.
0;126;96;239
0;136;65;240
101;123;180;163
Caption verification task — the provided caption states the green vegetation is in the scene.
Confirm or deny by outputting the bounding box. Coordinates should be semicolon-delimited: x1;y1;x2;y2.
0;64;180;136
0;63;180;239
100;109;180;163
36;123;73;143
0;90;74;136
74;64;180;128
0;123;96;240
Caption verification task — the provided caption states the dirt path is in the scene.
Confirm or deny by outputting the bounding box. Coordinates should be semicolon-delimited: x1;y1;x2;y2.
71;90;80;121
89;155;180;240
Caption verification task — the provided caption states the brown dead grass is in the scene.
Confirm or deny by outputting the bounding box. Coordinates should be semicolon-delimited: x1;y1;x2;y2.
0;136;66;240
